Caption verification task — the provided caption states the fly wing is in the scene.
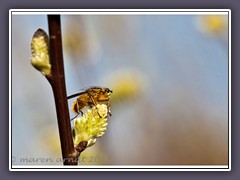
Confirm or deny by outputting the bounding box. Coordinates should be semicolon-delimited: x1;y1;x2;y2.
71;93;89;113
68;87;102;99
67;91;87;99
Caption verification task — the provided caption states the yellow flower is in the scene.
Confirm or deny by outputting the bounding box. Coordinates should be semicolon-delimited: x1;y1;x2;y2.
197;15;227;36
31;29;51;75
72;104;109;148
104;69;147;105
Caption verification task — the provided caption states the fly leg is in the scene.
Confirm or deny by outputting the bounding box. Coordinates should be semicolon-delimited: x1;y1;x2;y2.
71;100;84;121
70;111;84;121
71;113;79;121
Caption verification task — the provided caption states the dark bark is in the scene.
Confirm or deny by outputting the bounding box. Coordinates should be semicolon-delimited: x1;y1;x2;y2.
47;15;78;165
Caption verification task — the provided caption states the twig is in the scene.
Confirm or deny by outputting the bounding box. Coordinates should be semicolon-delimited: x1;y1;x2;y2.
47;15;79;165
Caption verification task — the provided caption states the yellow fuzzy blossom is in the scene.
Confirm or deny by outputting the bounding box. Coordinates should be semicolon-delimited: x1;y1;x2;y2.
197;15;228;37
105;69;147;105
31;28;51;75
72;104;109;148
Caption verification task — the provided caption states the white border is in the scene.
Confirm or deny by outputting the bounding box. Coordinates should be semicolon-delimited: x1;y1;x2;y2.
9;9;12;172
228;10;231;171
11;9;229;15
11;165;229;171
9;9;231;171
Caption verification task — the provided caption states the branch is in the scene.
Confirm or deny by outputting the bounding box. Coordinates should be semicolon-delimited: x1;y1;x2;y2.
47;15;78;165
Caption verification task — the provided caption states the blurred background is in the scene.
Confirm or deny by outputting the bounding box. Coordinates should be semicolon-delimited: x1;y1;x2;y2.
11;13;229;166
